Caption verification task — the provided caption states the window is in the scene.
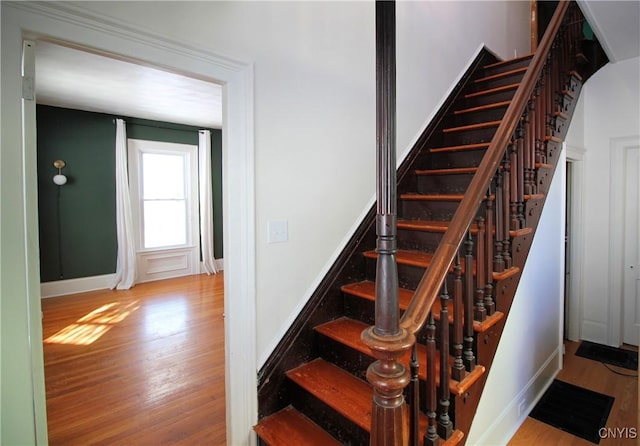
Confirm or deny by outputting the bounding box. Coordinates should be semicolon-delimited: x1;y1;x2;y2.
128;139;198;252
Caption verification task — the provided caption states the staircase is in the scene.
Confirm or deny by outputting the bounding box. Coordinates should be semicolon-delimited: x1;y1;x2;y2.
254;3;606;445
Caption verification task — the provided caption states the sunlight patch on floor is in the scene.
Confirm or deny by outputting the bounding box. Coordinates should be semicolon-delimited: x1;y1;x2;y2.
44;301;140;345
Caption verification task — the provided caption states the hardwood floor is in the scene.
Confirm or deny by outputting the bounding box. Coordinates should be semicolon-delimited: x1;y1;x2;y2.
509;341;638;445
42;273;226;445
43;273;636;445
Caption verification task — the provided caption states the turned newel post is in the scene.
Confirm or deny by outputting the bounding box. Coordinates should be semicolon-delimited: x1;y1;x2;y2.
362;1;413;444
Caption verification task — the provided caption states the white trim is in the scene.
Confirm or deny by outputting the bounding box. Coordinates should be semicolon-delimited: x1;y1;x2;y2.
6;2;257;444
565;145;585;342
609;135;640;346
476;346;562;445
40;274;117;298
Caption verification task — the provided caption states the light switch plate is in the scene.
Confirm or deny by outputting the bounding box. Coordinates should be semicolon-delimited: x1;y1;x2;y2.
268;220;288;243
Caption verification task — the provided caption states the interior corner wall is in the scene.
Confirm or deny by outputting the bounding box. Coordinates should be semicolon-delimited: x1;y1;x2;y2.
567;57;640;345
36;105;224;283
467;151;566;446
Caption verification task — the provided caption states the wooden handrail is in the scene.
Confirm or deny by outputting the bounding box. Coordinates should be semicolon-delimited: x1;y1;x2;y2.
399;1;570;335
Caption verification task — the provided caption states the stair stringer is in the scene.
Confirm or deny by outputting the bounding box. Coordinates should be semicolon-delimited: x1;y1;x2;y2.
466;152;566;445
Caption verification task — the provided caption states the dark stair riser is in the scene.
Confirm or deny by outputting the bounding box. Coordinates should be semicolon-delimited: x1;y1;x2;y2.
479;55;533;78
415;171;476;194
400;199;488;222
458;87;519;109
463;69;528;96
427;148;487;169
446;104;511;127
441;126;499;147
287;381;369;446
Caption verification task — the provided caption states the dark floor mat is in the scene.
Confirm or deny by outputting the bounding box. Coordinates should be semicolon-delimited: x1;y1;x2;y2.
529;379;614;444
576;340;639;370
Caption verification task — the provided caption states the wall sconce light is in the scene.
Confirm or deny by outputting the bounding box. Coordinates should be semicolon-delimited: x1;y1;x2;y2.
53;160;67;186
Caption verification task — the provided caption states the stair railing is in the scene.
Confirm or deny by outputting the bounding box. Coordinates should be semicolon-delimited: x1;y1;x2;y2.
363;1;584;444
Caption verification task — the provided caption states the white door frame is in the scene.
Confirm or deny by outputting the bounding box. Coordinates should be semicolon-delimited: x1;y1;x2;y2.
6;2;256;444
565;145;585;342
609;135;640;346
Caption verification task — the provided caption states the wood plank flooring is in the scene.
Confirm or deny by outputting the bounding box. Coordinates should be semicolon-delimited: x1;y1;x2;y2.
43;273;637;445
509;341;638;445
42;273;226;445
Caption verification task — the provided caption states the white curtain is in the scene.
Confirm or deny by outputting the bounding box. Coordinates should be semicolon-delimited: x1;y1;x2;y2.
199;130;218;275
112;119;137;289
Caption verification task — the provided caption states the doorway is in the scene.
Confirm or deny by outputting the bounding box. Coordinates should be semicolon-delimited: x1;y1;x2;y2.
610;136;640;347
564;149;585;342
11;3;256;440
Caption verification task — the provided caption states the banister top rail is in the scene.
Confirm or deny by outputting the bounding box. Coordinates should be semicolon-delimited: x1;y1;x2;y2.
400;1;571;334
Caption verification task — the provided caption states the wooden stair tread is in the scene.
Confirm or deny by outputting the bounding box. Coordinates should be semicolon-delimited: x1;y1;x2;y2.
464;83;519;99
554;111;569;120
254;406;341;446
545;135;562;143
454;100;511;115
474;67;527;84
569;69;583;81
493;266;520;281
415;167;478;176
286;359;371;431
398;218;531;239
482;53;533;70
430;142;490;153
341;280;505;333
443;120;501;133
315;317;486;395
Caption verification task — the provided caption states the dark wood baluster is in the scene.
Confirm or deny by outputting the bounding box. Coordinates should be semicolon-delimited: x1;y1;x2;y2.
528;96;537;194
545;54;553;142
502;152;513;269
424;312;439;446
463;232;476;371
451;253;466;381
508;141;519;231
474;218;486;321
524;102;535;196
409;343;419;446
516;123;526;228
493;170;505;273
535;83;544;169
438;282;453;440
484;187;495;315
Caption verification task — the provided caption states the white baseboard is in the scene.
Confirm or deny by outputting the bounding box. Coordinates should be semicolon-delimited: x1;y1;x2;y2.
41;274;116;298
471;346;562;445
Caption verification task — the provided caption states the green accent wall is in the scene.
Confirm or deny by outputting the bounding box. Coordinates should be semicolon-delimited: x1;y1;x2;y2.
36;105;223;282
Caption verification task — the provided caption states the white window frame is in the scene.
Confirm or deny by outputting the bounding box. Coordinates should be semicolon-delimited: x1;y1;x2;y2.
128;138;199;282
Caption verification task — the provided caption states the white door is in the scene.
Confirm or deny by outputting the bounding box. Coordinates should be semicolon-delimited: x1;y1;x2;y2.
128;138;200;283
623;145;640;345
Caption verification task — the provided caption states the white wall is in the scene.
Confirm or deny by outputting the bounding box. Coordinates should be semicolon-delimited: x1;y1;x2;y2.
1;1;530;443
565;56;640;345
467;152;566;445
69;0;530;364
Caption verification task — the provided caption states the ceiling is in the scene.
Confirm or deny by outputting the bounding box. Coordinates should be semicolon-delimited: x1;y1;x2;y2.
578;0;640;63
34;2;637;129
35;41;223;129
